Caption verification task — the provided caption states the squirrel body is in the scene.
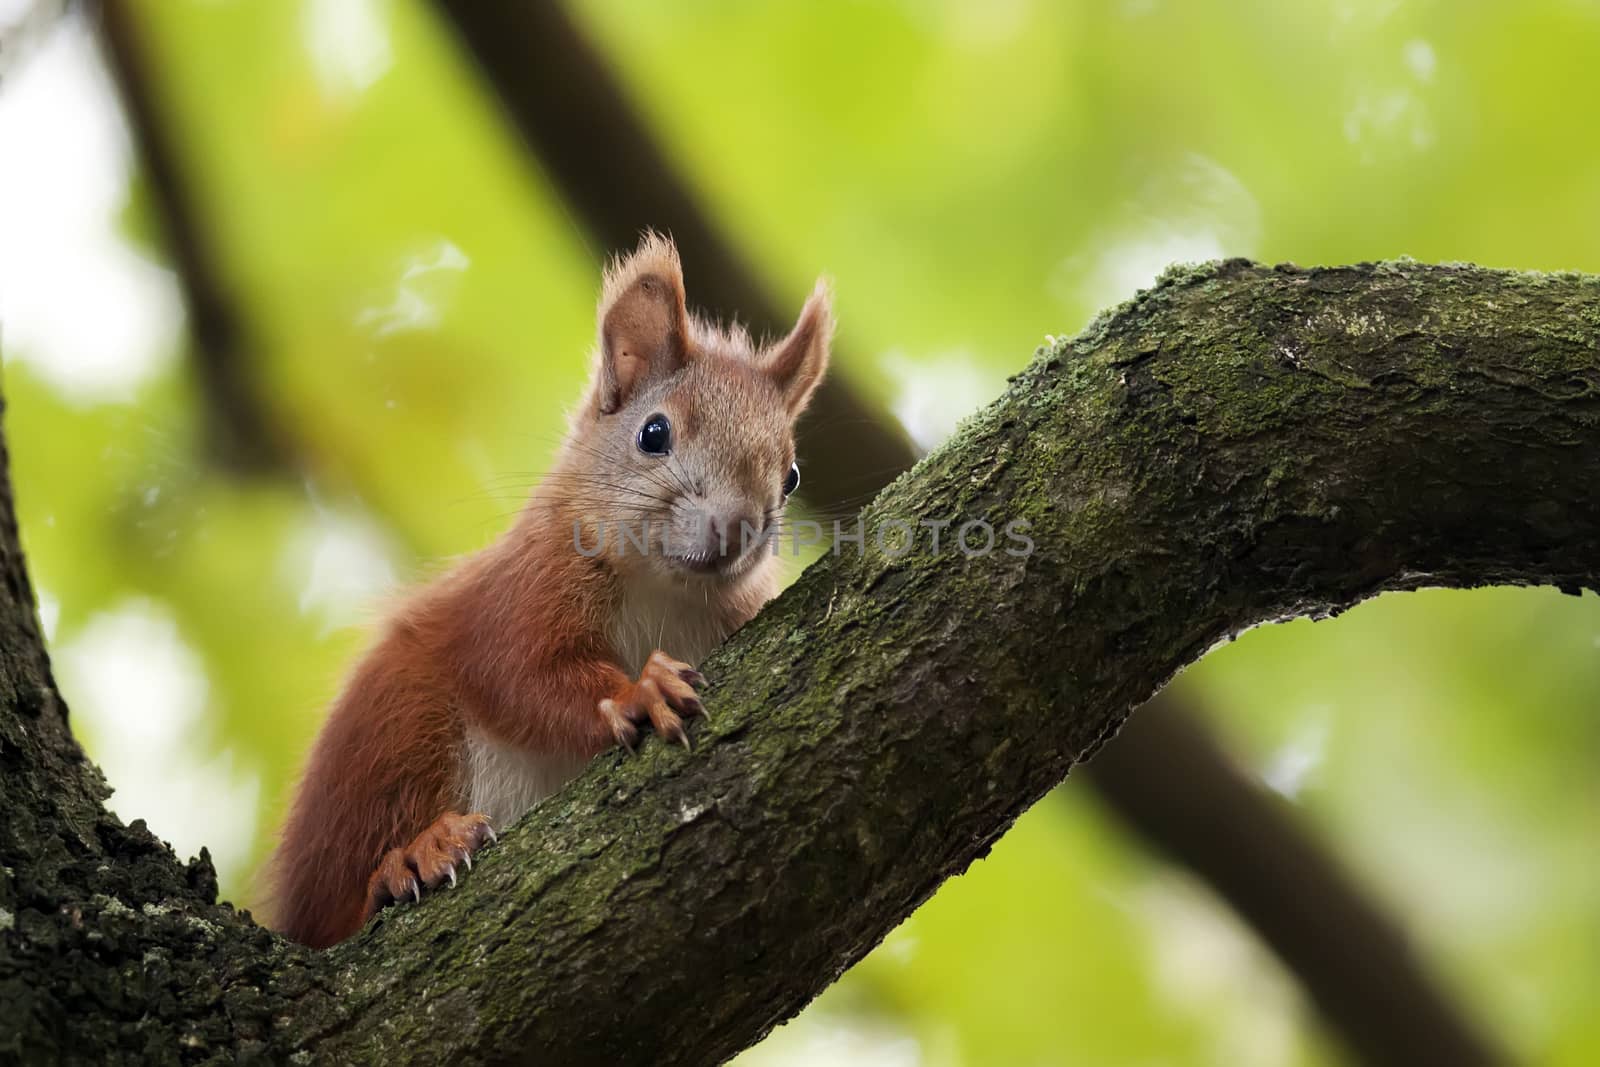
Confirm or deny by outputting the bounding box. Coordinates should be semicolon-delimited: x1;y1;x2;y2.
271;235;830;948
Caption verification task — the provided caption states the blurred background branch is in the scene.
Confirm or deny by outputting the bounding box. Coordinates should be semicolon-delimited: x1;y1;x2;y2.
429;0;915;512
96;0;292;474
1085;692;1503;1067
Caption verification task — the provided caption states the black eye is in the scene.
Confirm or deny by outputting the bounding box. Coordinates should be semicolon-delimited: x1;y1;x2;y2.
781;461;800;497
637;413;672;455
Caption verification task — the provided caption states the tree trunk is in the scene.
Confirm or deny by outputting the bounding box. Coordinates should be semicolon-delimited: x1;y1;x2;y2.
2;260;1596;1064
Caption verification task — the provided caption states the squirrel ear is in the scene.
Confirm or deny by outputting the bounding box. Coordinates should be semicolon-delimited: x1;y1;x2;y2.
594;233;690;415
765;280;832;417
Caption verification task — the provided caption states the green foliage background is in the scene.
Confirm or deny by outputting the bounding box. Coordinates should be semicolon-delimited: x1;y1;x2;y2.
6;1;1598;1063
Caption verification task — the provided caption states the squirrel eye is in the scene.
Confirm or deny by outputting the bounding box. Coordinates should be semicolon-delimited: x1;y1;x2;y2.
637;413;672;455
781;461;800;497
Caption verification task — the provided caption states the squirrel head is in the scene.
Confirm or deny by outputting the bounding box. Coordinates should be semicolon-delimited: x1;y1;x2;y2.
553;233;831;586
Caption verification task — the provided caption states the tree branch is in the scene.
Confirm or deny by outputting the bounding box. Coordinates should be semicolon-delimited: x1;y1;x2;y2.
2;260;1593;1062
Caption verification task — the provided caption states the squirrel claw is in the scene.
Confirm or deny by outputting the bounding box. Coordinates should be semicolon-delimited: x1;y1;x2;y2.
363;811;495;923
598;650;708;752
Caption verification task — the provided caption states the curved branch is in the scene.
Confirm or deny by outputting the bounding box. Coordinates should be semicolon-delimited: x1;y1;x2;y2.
314;260;1599;1062
3;261;1593;1062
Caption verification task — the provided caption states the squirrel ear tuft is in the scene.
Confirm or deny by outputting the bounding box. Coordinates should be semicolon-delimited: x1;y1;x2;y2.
765;279;832;417
594;232;690;414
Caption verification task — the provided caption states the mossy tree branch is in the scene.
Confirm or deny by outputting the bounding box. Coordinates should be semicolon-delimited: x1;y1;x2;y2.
3;261;1596;1063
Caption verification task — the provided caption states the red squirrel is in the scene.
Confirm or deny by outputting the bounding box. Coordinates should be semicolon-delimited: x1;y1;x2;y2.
271;234;831;948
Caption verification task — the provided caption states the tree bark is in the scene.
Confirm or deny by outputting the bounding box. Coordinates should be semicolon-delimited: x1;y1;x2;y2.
3;261;1596;1064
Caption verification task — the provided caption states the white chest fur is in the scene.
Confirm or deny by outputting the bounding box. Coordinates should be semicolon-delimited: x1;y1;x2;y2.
463;729;590;830
606;577;739;675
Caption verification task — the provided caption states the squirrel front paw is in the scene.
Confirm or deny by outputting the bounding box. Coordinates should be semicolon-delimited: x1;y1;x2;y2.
597;650;708;752
364;811;496;921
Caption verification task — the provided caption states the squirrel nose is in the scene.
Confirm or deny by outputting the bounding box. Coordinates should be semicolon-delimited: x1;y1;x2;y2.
708;512;759;557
